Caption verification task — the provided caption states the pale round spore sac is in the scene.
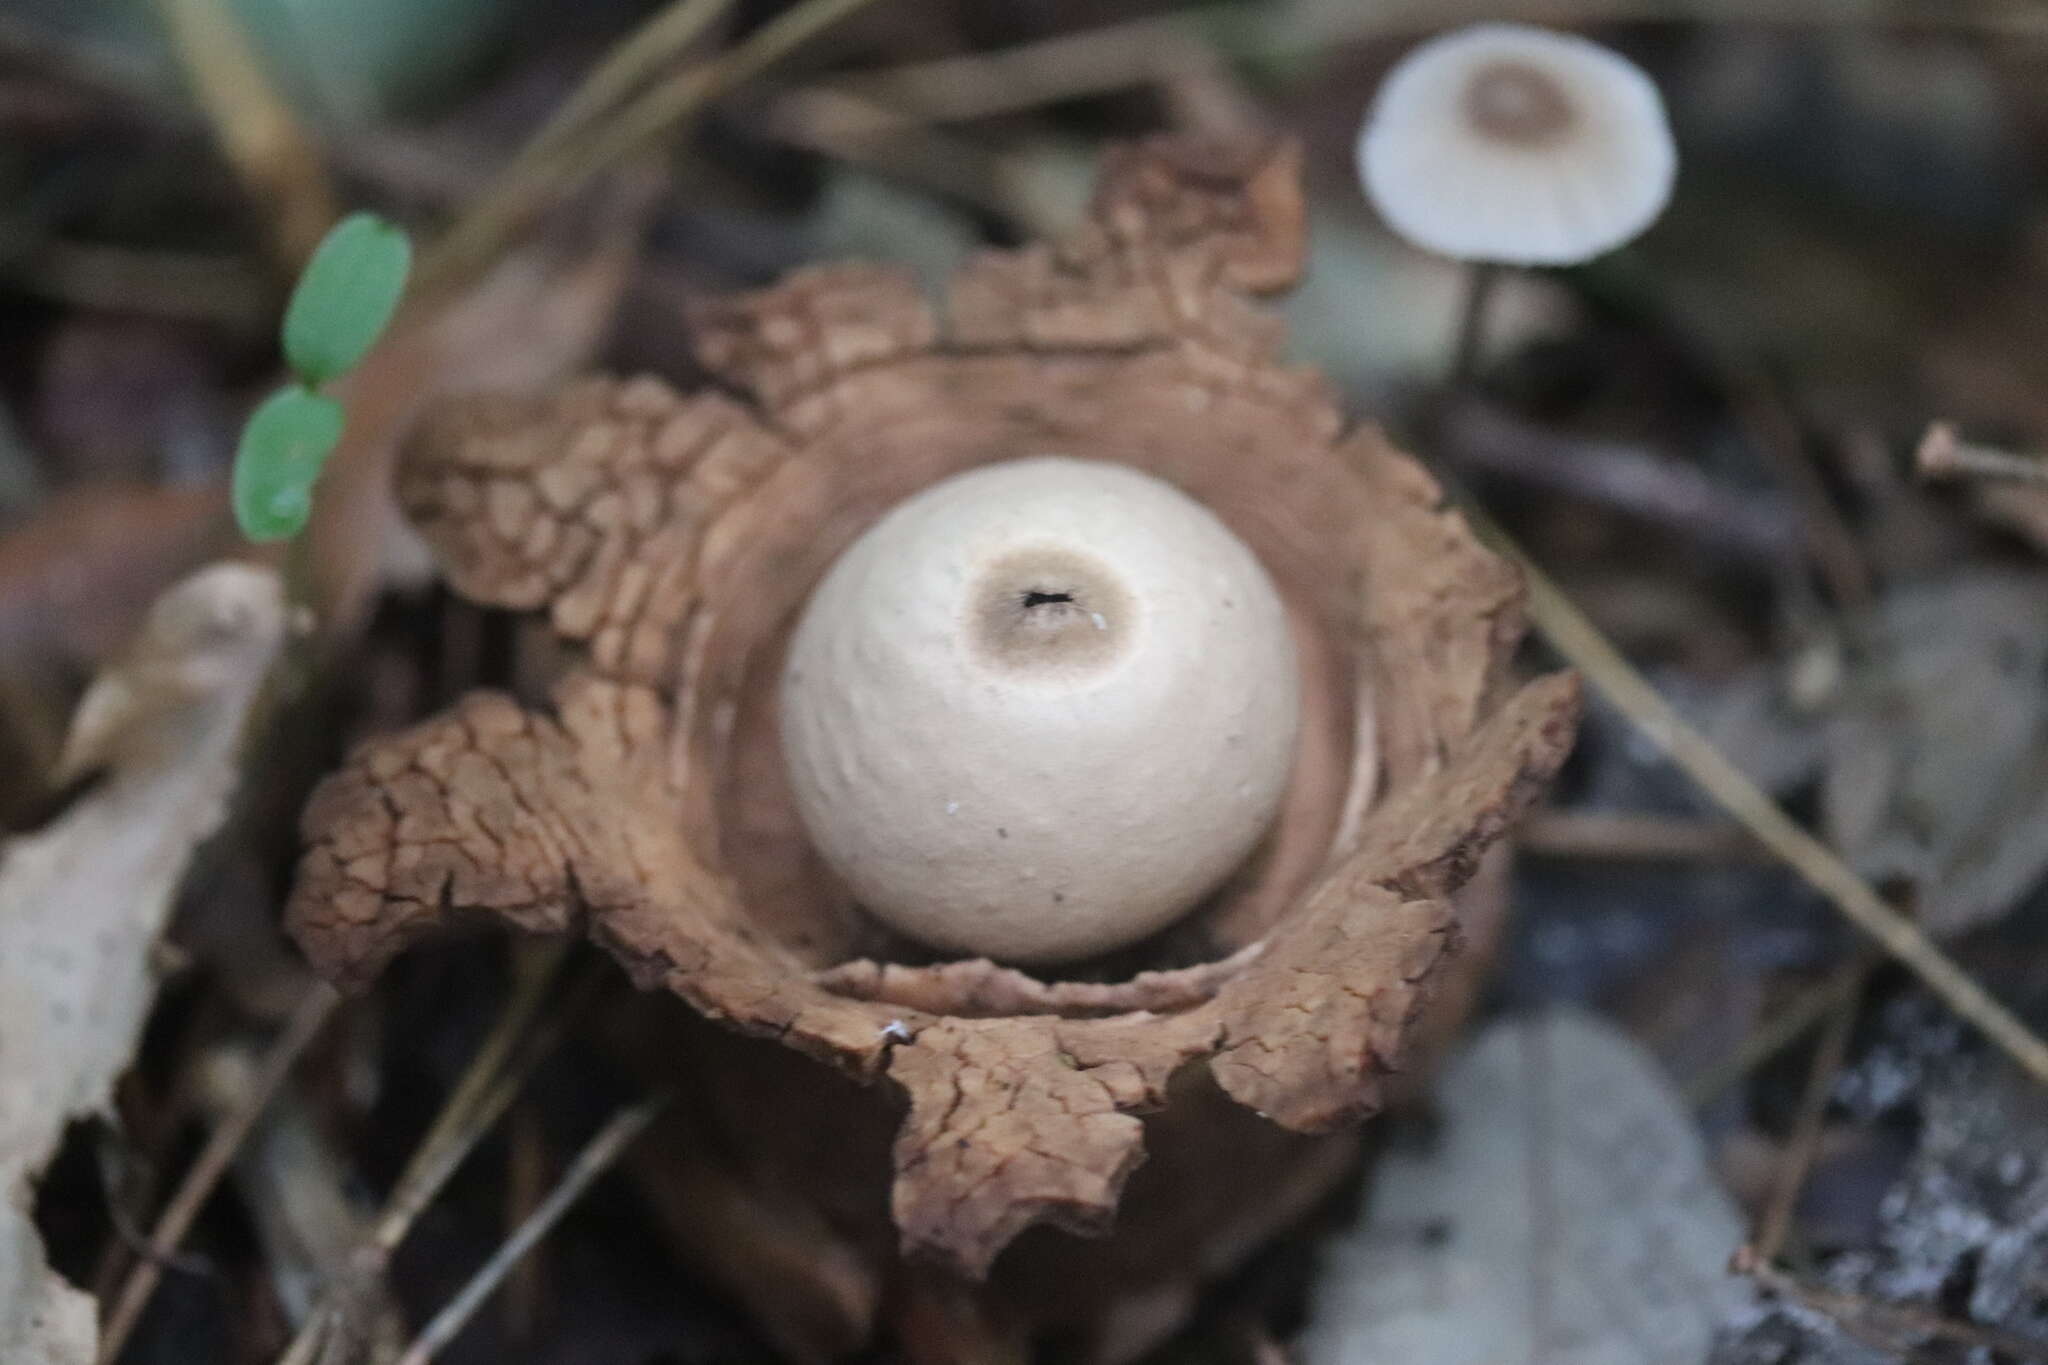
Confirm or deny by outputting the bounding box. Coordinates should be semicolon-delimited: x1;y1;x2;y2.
779;456;1303;964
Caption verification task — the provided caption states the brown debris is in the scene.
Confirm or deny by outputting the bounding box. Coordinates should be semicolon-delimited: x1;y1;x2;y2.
889;1017;1158;1276
288;133;1577;1294
949;137;1305;359
813;942;1264;1020
402;379;790;685
1355;671;1585;903
293;689;599;986
1089;135;1309;294
689;263;940;422
1208;887;1456;1133
1341;423;1532;801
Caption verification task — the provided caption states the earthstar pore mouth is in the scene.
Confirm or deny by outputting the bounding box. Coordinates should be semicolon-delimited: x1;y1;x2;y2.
970;544;1132;675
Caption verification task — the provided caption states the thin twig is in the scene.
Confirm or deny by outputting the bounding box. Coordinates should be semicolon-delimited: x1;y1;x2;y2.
517;0;736;171
1915;420;2048;486
1474;513;2048;1088
1742;1261;2048;1362
98;982;341;1364
203;1052;405;1348
369;941;575;1253
1718;356;1874;610
417;0;885;299
500;1103;549;1344
431;0;736;274
1685;955;1869;1107
11;240;270;329
147;0;336;268
814;0;2048;130
1442;402;1800;560
1519;809;1763;863
273;943;577;1365
756;86;1068;235
1749;949;1875;1265
393;1093;671;1365
93;1132;214;1280
823;12;1233;125
533;0;884;208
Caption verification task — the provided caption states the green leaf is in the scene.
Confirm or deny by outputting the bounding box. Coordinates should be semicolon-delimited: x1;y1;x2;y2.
232;385;345;542
281;212;413;385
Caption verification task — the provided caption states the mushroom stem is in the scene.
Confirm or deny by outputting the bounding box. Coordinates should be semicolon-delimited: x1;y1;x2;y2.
1449;259;1500;389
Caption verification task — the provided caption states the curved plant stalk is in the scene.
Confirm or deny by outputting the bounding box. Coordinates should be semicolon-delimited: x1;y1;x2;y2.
418;0;886;298
149;0;336;267
1484;511;2048;1089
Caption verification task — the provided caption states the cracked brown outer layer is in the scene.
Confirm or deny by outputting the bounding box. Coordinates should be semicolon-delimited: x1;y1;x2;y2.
289;134;1580;1281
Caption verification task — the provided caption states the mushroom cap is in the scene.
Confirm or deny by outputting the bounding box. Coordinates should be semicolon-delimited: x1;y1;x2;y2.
778;456;1302;964
1358;23;1675;266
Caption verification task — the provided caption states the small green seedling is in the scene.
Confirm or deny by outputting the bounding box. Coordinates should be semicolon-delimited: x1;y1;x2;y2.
232;212;413;544
232;387;346;543
282;213;413;386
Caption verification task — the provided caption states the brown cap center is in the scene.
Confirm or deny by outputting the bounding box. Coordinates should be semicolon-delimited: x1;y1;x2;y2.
969;546;1132;675
1463;59;1575;147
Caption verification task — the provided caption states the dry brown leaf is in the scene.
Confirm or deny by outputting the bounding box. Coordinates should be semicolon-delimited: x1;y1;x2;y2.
0;563;286;1364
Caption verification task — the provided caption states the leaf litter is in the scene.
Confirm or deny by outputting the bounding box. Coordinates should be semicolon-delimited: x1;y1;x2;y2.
1300;1009;1753;1365
0;563;285;1365
9;7;2048;1364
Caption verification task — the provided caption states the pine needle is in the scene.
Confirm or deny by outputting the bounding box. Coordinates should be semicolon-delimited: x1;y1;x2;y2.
1492;522;2048;1089
394;1093;670;1365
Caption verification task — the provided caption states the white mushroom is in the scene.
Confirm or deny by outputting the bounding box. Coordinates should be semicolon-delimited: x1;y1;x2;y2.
779;457;1301;964
1358;23;1676;266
